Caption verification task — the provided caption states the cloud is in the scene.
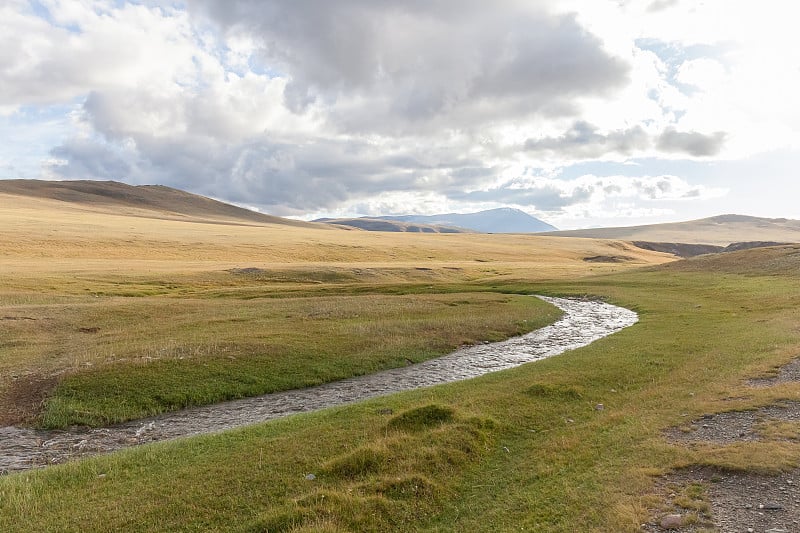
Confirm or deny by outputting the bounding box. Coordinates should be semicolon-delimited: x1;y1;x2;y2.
524;121;650;159
188;0;630;134
447;174;725;213
657;127;726;157
0;2;199;109
49;137;133;180
646;0;679;13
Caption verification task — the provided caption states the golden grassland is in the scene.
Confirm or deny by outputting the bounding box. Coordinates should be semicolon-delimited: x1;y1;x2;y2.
0;192;672;274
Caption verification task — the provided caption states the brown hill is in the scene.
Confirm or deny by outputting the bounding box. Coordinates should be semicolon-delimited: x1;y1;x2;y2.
0;179;320;228
542;215;800;246
318;217;471;233
655;244;800;276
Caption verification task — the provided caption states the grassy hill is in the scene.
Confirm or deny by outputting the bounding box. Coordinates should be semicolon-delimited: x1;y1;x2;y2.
0;179;319;227
0;180;672;278
543;214;800;245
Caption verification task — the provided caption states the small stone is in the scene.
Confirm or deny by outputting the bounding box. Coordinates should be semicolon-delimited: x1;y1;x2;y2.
594;404;604;411
764;502;784;510
746;528;754;533
566;418;574;423
766;529;788;533
659;514;683;529
305;473;316;481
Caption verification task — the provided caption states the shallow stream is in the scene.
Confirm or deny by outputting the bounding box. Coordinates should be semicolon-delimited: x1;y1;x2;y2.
0;296;637;474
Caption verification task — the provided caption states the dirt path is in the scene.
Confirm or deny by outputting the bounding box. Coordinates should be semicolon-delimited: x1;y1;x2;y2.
0;296;637;474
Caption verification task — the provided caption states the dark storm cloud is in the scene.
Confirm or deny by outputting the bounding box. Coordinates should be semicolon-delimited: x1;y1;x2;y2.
657;127;727;157
524;121;650;158
188;0;630;133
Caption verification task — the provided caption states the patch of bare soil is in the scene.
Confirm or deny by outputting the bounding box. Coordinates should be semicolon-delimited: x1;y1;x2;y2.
0;374;59;426
665;402;800;445
749;358;800;388
644;466;800;532
645;358;800;532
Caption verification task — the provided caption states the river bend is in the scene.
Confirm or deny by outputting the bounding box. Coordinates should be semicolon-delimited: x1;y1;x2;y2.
0;296;637;474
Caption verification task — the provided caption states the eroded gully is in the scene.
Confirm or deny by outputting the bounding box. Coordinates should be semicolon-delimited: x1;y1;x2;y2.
0;296;637;474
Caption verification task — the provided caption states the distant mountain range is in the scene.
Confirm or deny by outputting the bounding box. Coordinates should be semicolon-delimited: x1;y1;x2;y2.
317;208;557;233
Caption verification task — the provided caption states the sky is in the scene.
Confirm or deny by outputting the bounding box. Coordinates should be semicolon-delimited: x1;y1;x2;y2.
2;0;799;230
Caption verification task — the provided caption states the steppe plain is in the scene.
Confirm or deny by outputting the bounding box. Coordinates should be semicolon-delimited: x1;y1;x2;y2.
2;181;800;532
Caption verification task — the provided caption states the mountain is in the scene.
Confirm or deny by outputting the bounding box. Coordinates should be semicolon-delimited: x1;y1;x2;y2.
0;179;321;228
318;208;556;233
542;215;800;246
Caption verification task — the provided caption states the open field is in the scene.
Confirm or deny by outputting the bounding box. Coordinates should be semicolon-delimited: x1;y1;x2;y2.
0;188;672;429
1;243;799;531
3;185;800;531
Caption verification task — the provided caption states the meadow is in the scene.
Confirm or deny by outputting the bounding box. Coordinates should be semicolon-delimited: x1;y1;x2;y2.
2;191;799;531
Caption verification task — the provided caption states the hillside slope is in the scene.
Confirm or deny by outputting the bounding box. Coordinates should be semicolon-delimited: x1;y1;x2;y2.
317;217;471;233
0;179;318;228
543;214;800;245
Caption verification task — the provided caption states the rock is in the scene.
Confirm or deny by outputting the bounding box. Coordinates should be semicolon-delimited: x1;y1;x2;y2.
765;529;787;533
304;473;316;481
659;514;684;529
763;501;784;510
594;404;604;411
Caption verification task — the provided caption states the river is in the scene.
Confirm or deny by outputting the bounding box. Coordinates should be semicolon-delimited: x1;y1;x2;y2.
0;296;637;474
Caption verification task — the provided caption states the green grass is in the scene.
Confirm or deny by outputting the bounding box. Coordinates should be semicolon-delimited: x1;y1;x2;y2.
2;249;800;531
1;291;558;428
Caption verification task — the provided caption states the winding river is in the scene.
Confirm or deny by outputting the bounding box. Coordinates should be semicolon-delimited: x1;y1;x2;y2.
0;296;637;474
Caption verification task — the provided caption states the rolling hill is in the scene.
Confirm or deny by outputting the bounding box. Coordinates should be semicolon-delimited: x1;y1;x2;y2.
542;214;800;246
0;179;319;228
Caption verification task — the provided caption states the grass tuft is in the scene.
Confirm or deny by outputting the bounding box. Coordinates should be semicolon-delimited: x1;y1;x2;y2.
323;447;388;479
386;404;456;432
